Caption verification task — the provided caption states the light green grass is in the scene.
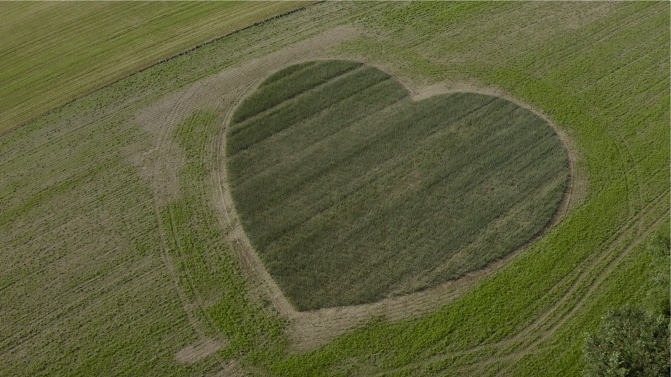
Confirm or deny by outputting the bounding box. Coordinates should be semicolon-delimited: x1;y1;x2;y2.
0;1;310;135
228;60;568;310
0;1;667;376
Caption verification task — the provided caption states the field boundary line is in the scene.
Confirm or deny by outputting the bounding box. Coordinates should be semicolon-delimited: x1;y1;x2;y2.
0;2;318;138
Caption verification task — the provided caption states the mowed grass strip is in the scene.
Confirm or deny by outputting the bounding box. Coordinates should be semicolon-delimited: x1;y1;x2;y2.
0;1;310;134
227;61;569;311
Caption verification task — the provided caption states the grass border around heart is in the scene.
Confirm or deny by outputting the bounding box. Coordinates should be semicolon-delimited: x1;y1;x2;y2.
216;59;584;348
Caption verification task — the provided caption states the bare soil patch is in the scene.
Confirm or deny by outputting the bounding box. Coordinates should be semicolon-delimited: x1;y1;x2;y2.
175;338;226;364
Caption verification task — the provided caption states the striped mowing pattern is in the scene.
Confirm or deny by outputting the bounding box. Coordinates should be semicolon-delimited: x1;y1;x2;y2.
227;61;569;310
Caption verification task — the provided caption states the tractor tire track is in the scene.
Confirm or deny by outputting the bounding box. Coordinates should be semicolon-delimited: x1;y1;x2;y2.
139;78;231;369
379;189;667;377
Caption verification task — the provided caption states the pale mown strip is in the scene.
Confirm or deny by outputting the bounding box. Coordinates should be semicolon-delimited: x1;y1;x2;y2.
0;1;311;135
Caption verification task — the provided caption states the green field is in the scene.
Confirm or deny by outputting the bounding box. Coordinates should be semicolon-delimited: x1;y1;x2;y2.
0;2;668;376
228;60;568;310
0;1;309;135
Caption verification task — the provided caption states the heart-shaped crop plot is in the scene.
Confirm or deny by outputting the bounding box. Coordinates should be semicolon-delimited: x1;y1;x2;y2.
226;60;568;311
